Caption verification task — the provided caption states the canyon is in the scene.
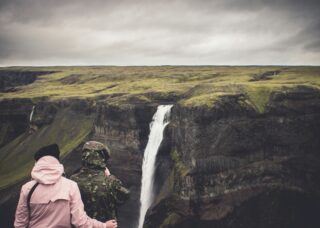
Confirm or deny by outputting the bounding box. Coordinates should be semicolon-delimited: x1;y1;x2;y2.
0;66;320;228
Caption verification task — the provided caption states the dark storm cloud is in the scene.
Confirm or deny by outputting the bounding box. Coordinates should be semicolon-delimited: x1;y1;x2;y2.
0;0;319;65
301;22;320;52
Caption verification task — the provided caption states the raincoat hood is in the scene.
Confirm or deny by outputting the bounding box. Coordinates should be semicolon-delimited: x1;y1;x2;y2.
31;156;64;184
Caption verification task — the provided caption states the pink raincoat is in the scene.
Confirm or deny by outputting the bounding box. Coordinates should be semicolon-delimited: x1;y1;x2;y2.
14;156;107;228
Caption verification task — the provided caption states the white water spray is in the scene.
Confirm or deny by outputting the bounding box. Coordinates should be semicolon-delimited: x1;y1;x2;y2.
29;105;35;122
138;105;173;228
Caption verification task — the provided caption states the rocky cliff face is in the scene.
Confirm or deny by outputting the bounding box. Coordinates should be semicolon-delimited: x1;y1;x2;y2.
145;86;320;228
0;99;33;148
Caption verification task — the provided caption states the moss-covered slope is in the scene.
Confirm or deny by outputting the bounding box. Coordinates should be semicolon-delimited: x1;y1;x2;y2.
0;108;94;188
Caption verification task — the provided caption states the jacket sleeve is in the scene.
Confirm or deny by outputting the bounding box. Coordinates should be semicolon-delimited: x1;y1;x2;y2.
14;186;29;228
70;182;106;228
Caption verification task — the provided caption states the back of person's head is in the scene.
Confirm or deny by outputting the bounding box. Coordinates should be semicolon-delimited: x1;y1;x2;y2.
81;141;110;170
34;144;60;161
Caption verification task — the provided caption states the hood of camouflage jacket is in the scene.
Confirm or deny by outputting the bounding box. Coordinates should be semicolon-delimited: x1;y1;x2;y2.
31;156;64;184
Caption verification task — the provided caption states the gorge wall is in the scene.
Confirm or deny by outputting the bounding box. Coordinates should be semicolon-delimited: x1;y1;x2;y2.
146;86;320;228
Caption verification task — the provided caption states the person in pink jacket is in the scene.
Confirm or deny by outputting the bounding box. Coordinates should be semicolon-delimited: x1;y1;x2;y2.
14;144;117;228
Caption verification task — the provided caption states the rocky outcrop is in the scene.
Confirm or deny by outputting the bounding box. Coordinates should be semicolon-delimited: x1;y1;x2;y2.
145;86;320;228
0;99;34;148
0;70;56;92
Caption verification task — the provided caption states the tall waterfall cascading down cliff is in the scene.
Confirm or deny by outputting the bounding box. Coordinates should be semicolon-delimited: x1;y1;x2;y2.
138;105;173;228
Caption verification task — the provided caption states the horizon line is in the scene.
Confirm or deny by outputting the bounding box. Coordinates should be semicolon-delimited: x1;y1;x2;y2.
1;64;320;68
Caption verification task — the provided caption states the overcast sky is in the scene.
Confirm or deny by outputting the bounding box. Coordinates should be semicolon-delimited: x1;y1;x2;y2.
0;0;319;66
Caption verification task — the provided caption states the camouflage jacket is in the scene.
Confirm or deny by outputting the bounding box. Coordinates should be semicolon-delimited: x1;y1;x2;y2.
70;141;129;221
71;169;129;221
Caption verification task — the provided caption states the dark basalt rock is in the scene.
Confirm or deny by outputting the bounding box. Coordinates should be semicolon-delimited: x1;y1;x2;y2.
0;99;34;147
146;189;320;228
250;70;281;81
0;70;56;92
30;103;58;128
145;87;320;228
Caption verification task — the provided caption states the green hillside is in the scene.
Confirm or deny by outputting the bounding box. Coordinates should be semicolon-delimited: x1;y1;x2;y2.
0;108;93;188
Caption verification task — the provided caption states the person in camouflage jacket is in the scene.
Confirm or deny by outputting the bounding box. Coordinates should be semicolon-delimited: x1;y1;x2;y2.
70;141;130;222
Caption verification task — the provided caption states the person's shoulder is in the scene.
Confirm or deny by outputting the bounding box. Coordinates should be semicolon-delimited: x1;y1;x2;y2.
61;177;81;195
62;176;78;186
21;180;37;194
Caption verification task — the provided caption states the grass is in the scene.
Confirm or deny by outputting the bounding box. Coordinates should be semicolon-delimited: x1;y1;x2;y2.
0;108;94;188
171;150;189;177
244;85;276;113
1;66;320;111
160;212;182;228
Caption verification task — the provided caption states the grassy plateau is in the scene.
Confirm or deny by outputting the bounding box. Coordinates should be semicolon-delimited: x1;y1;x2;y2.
1;66;320;112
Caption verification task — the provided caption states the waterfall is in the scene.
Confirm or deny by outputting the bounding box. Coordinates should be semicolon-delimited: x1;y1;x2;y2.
29;105;35;122
138;105;173;228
